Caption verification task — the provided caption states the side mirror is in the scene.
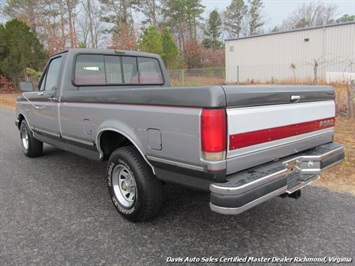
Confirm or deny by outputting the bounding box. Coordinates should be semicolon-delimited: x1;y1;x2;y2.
19;81;34;92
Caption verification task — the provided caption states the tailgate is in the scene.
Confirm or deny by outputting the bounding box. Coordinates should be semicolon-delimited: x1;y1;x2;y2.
222;85;336;175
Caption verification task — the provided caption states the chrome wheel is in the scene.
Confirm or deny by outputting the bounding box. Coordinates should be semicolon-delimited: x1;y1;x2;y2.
21;126;29;151
112;164;136;208
107;146;162;222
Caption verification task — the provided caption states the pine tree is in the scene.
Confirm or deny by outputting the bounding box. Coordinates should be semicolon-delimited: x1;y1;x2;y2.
161;0;205;49
224;0;248;38
1;19;48;86
137;26;164;56
248;0;264;35
0;24;7;77
335;14;355;23
185;0;205;40
161;29;182;69
137;27;182;70
203;10;223;50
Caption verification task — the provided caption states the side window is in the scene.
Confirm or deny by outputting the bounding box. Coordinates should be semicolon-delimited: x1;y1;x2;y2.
39;57;63;91
138;57;163;84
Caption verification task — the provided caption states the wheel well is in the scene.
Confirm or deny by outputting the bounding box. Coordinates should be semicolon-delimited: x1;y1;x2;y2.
18;114;25;129
99;130;132;160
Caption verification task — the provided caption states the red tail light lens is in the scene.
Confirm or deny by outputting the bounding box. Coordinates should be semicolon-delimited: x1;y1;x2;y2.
201;109;227;161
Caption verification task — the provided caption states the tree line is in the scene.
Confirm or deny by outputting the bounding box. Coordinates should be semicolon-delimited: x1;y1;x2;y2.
0;0;354;88
0;19;48;88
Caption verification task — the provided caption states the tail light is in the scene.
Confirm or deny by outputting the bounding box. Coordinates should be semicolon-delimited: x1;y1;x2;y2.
201;109;227;161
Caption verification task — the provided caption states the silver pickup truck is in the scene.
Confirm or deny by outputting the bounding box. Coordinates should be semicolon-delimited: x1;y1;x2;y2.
16;48;344;222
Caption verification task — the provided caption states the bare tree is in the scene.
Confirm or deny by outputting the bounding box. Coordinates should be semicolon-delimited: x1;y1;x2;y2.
1;0;80;52
0;0;41;33
80;0;103;48
65;0;78;48
78;13;89;47
306;54;344;84
0;0;9;20
281;2;338;30
137;0;162;29
99;0;137;49
290;63;296;84
348;80;355;118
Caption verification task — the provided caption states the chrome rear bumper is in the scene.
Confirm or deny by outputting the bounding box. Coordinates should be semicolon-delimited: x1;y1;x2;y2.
210;142;344;215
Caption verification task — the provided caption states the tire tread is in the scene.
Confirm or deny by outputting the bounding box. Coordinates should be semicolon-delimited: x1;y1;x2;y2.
108;146;162;222
20;121;43;158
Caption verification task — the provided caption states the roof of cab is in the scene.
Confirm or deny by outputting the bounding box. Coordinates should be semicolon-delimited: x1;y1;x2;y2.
52;48;161;59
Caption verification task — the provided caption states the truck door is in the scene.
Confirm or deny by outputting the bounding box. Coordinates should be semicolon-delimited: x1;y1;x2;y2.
29;56;63;138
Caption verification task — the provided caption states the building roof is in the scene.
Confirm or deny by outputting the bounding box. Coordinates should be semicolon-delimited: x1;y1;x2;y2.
225;21;355;42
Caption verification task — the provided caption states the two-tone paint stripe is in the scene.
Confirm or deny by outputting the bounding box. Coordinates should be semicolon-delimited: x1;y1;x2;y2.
229;117;335;150
227;101;336;151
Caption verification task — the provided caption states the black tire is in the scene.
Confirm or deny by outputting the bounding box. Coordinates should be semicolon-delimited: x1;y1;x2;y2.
20;120;43;157
107;146;163;222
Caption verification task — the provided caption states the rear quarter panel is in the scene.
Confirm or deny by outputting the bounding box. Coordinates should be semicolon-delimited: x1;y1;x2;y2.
59;102;203;165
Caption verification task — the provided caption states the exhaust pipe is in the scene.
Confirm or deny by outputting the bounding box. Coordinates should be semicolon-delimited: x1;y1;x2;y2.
280;190;301;199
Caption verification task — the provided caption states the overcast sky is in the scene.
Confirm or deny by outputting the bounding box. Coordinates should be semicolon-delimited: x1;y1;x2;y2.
1;0;354;30
203;0;355;30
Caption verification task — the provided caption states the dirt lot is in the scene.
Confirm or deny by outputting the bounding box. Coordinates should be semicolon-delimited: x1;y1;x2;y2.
1;90;354;194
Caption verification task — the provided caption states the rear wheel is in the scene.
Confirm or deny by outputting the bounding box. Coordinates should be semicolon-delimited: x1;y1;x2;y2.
107;146;162;222
20;120;43;157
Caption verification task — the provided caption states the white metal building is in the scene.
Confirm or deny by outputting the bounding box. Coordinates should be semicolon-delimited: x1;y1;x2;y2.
225;22;355;84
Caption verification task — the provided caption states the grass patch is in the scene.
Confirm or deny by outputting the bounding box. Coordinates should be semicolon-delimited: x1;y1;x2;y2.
0;91;20;110
312;117;355;194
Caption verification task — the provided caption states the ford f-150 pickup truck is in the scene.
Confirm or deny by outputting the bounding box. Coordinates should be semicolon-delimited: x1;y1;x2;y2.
16;48;344;222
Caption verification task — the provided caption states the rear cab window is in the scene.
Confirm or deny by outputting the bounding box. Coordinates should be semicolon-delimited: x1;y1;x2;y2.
74;54;164;86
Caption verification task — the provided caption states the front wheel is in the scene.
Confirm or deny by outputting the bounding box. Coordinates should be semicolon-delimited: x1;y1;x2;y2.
107;146;162;222
20;120;43;157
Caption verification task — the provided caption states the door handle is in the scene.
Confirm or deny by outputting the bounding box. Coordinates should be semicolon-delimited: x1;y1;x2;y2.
290;95;301;102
